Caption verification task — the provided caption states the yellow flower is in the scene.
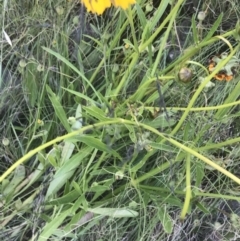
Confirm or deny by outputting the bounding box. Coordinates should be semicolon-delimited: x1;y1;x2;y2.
81;0;136;15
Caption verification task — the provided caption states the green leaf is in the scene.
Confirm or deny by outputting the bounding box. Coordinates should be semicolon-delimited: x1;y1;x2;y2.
39;209;71;241
191;15;199;44
136;4;148;44
83;106;109;121
55;146;93;178
72;181;81;194
161;196;183;208
89;183;111;192
23;63;38;107
195;202;211;214
89;179;114;196
148;142;177;152
3;165;25;195
136;4;147;29
233;20;240;41
22;162;46;191
61;141;75;163
48;190;79;205
195;161;205;187
143;113;177;128
157;206;173;234
62;87;98;105
74;135;121;159
15;198;23;210
215;78;240;119
46;85;71;133
87;207;138;218
123;39;135;49
46;170;75;199
148;0;169;32
203;13;223;41
125;125;137;143
42;47;102;103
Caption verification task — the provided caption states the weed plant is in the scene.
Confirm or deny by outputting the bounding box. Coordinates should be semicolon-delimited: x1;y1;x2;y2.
0;0;240;240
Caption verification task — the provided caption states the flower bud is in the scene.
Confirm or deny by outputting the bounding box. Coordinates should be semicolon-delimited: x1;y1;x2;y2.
197;11;206;21
178;67;193;83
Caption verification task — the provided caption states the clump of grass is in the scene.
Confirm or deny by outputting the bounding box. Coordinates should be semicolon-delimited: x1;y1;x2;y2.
1;0;240;240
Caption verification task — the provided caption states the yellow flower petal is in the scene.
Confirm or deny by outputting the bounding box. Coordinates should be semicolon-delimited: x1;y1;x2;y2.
82;0;111;14
111;0;136;9
81;0;135;15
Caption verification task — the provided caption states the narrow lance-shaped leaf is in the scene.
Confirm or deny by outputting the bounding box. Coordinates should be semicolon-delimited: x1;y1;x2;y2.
88;207;138;218
46;85;71;133
203;13;223;41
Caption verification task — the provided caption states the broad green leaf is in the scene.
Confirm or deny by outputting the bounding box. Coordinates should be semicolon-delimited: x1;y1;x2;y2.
61;141;75;163
160;196;183;208
87;207;138;218
21;162;46;191
143;113;176;128
90;179;114;194
89;183;111;192
157;206;173;234
47;190;79;205
46;170;75;199
39;209;70;241
65;211;92;232
78;213;103;235
148;142;177;152
3;165;25;195
71;195;88;213
14;198;23;210
55;146;93;178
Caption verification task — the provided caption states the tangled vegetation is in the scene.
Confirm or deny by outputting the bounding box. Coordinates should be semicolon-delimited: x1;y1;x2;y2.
1;0;240;240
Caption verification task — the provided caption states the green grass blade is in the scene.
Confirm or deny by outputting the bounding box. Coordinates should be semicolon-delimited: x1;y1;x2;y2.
215;77;240;119
42;46;102;103
75;135;122;159
203;13;223;41
39;208;70;241
191;15;199;44
46;85;71;132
